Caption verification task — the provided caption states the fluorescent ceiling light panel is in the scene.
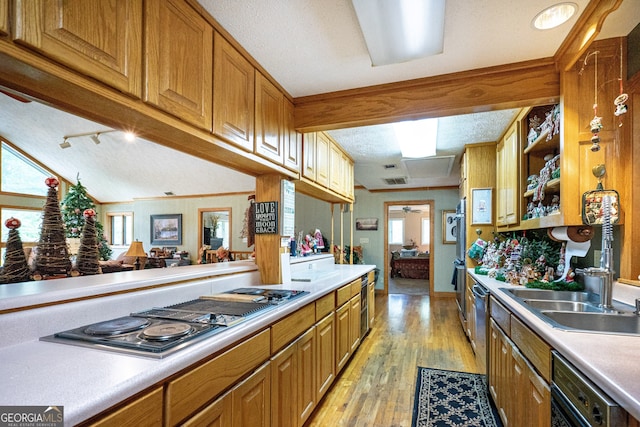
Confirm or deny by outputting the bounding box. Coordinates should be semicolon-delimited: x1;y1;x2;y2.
394;118;438;158
352;0;445;66
532;3;577;30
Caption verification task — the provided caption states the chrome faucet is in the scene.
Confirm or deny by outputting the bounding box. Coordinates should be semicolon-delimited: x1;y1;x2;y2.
576;195;615;310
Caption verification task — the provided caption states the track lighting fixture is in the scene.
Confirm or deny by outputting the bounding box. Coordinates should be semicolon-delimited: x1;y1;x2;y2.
60;129;136;149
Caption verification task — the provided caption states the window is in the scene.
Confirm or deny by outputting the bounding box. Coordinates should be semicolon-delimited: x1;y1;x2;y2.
421;218;430;245
107;213;133;246
0;207;42;266
388;218;404;244
1;142;53;196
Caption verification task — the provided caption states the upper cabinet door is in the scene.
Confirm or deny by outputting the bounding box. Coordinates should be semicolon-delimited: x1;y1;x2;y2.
315;132;330;188
213;32;254;151
255;72;284;164
302;132;317;181
283;98;301;172
145;0;213;130
13;0;142;97
0;0;9;36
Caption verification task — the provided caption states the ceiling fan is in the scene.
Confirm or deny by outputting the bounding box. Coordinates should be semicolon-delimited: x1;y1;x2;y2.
402;206;422;214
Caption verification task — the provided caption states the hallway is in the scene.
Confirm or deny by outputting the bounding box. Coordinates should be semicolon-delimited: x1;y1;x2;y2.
306;293;478;426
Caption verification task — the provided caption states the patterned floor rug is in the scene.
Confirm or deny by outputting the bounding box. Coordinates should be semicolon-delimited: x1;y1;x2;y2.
412;367;502;427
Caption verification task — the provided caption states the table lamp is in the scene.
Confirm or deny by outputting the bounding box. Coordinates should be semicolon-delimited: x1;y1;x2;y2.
125;240;147;270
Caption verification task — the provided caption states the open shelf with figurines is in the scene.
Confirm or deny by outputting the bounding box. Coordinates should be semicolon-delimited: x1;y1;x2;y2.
520;104;562;228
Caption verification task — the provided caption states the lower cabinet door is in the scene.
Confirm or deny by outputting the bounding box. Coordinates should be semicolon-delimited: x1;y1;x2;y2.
232;362;271;427
316;312;336;400
182;392;232;427
336;303;350;373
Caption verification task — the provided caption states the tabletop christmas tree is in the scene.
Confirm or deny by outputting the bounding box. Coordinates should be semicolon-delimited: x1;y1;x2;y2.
34;177;72;278
1;217;31;283
75;209;101;275
61;175;111;261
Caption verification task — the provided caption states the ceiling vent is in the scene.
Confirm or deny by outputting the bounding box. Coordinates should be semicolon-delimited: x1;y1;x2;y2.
383;164;397;169
383;177;407;185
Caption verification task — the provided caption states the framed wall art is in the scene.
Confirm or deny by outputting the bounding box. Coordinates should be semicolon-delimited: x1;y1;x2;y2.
150;214;182;245
471;188;493;225
356;217;378;231
442;210;457;244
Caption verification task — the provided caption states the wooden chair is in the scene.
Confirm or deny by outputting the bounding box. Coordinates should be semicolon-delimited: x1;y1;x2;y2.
229;251;253;261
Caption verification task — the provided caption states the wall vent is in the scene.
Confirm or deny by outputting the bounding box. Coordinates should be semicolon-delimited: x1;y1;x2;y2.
383;177;407;185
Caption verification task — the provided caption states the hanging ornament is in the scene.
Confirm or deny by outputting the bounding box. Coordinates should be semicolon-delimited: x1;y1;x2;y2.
584;51;602;152
614;41;628;123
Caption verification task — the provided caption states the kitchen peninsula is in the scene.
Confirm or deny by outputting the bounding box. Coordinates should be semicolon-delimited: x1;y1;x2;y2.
0;255;375;426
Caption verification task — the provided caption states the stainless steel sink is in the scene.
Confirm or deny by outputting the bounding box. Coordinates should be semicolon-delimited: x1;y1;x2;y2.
523;300;603;313
506;288;598;303
542;311;640;335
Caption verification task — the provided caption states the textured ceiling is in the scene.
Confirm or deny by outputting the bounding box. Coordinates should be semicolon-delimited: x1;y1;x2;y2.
0;1;638;200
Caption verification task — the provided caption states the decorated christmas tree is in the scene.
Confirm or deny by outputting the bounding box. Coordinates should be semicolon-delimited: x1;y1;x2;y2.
34;177;72;278
1;217;31;284
76;209;101;275
61;175;111;261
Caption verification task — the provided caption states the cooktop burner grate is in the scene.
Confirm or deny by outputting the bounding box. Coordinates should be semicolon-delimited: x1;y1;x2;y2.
85;316;150;336
167;299;274;317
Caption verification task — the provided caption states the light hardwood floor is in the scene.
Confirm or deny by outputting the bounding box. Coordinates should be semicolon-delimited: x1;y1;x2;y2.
306;293;478;427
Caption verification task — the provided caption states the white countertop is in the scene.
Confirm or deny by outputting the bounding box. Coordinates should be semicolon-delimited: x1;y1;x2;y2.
469;270;640;421
0;262;374;426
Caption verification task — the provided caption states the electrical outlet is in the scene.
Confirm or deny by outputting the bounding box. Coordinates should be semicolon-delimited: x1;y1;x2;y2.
594;250;601;264
360;237;369;244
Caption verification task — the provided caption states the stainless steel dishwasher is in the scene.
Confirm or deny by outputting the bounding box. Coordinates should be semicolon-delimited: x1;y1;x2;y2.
472;281;488;374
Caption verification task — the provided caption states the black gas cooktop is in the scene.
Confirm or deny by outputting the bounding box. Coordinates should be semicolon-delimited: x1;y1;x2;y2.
41;288;308;358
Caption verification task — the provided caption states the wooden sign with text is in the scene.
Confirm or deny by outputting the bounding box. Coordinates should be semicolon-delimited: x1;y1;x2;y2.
254;201;278;234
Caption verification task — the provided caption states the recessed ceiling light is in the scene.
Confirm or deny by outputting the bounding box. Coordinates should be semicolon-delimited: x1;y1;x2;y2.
394;118;438;158
532;2;577;30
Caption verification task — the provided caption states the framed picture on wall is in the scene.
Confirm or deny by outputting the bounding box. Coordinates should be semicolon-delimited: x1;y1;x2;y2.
471;188;493;225
442;210;456;244
150;214;182;245
356;217;378;231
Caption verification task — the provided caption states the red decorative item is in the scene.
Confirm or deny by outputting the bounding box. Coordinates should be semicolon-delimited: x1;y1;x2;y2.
83;209;96;218
45;177;59;188
5;217;21;229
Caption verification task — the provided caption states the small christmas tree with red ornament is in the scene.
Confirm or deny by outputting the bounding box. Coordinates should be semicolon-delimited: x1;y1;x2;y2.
76;209;101;275
34;177;72;278
1;217;31;284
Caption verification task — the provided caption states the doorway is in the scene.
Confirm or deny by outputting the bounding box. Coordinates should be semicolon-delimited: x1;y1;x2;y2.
198;208;231;254
383;200;434;295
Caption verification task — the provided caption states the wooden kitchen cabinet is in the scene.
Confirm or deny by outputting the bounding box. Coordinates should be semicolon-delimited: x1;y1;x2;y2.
88;387;163;427
231;362;271;427
489;296;551;427
255;72;284;164
489;318;512;425
0;0;9;35
271;326;316;427
271;340;298;427
14;0;143;97
213;31;254;151
496;119;520;227
284;98;302;172
315;132;330;187
302;133;317;181
145;0;212;130
297;326;316;425
511;346;550;427
316;312;335;401
166;329;270;426
330;142;344;194
349;294;361;354
181;391;232;427
335;301;351;373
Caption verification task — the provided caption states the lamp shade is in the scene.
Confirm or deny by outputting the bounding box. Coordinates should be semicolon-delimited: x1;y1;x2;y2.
125;240;147;258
